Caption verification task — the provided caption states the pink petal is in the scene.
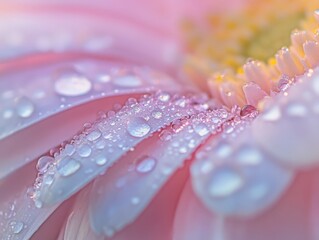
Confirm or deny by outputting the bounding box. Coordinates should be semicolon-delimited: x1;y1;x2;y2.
33;91;206;207
252;68;319;168
0;160;60;239
0;58;181;179
191;107;293;216
57;186;102;240
89;107;234;236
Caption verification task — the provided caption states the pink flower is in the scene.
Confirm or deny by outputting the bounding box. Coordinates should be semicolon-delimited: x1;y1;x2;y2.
1;1;319;240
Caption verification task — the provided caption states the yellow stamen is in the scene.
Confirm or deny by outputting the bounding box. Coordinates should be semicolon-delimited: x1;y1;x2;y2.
183;0;319;108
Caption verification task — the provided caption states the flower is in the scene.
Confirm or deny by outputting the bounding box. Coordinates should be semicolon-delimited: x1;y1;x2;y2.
1;0;319;240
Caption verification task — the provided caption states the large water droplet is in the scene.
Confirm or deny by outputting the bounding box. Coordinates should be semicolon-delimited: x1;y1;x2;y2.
9;220;24;234
127;117;151;138
209;167;244;198
57;158;81;177
95;154;107;166
54;69;92;96
136;156;157;173
78;144;92;157
16;96;34;118
64;144;75;156
36;156;54;173
240;105;256;117
113;75;142;87
87;130;101;141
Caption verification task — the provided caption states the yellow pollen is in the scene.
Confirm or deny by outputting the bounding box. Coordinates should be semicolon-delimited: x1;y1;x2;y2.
183;0;319;109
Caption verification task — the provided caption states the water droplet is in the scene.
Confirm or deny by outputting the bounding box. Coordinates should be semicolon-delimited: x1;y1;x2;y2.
78;144;92;157
103;226;115;237
95;154;107;166
9;220;24;234
285;102;308;117
209;167;244;198
2;109;14;119
215;143;232;158
87;130;101;141
193;123;209;136
261;105;281;122
36;156;54;173
113;75;142;87
151;109;163;119
16;96;35;118
96;139;106;149
96;74;111;83
240;105;256;117
179;146;187;153
54;69;92;96
57;158;81;177
175;98;187;107
131;197;140;205
34;200;43;208
127;117;151;138
136;156;156;173
64;144;75;156
159;130;172;141
158;92;170;102
236;146;263;165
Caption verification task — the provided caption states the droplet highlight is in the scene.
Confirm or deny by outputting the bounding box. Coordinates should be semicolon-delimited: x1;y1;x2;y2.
135;156;156;173
127;117;151;138
54;69;92;97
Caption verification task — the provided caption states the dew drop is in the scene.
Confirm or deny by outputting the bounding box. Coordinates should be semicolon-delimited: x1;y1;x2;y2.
179;146;187;153
236;146;263;165
209;167;244;198
261;105;281;122
36;156;54;173
2;109;14;119
96;74;111;83
95;154;107;166
64;144;75;156
215;143;232;158
78;144;92;157
113;75;142;87
151;109;163;119
96;139;106;149
54;69;92;96
127;117;151;138
103;226;115;237
193;123;209;136
16;96;35;118
240;105;256;117
34;200;43;208
158;92;171;102
57;158;81;177
159;130;172;141
9;220;24;234
87;130;101;141
131;197;140;205
136;156;156;173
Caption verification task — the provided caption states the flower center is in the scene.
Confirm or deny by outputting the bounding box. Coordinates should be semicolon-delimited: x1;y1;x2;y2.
243;12;304;61
183;0;319;110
